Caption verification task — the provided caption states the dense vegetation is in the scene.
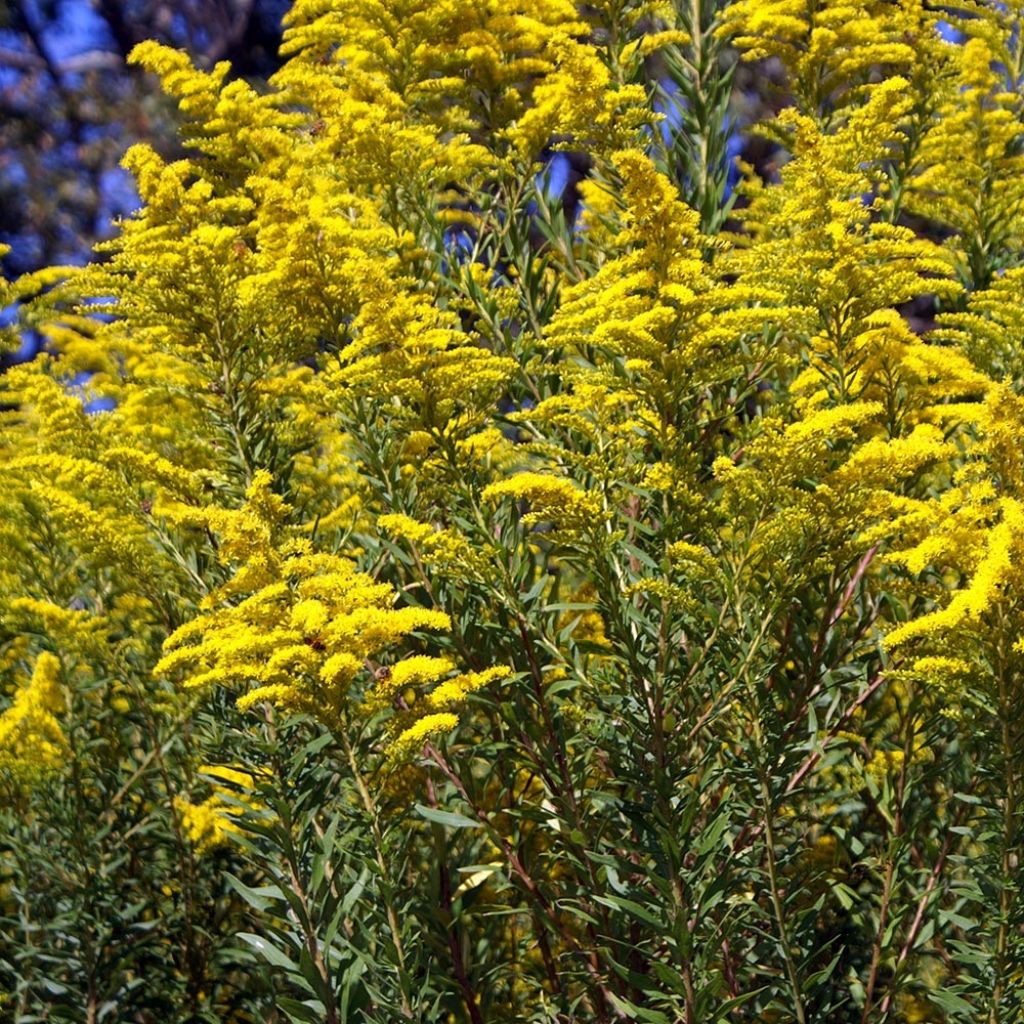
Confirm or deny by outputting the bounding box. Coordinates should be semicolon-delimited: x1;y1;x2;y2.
4;0;1024;1020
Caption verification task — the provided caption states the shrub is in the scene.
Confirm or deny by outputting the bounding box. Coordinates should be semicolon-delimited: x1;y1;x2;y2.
4;1;1024;1020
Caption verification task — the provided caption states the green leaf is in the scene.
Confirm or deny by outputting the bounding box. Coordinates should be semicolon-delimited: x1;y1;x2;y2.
928;988;975;1017
415;804;480;829
593;894;663;928
237;932;300;973
278;997;327;1024
607;993;670;1023
716;988;769;1019
226;874;284;912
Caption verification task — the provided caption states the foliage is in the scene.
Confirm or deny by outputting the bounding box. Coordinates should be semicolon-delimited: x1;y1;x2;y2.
4;0;1024;1021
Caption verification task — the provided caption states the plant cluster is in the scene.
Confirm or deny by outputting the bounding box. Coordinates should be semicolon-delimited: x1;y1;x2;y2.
4;0;1024;1020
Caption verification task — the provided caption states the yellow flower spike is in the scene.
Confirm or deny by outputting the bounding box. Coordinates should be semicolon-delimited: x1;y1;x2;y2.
901;37;1024;288
508;37;650;159
718;0;927;117
482;472;605;531
152;467;500;762
427;666;512;710
174;765;264;854
379;513;437;546
0;652;68;783
385;712;459;765
365;655;456;711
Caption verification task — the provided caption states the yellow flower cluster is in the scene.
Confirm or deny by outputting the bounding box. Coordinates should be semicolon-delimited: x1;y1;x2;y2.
906;38;1024;286
279;0;664;163
175;766;262;853
878;379;1024;703
154;473;506;760
482;473;605;533
0;653;67;782
934;268;1024;382
719;0;923;114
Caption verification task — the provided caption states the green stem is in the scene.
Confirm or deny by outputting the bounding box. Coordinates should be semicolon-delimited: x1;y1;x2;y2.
340;731;415;1018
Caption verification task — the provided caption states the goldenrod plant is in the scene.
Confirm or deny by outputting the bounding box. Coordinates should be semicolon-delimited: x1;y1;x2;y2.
4;0;1024;1020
